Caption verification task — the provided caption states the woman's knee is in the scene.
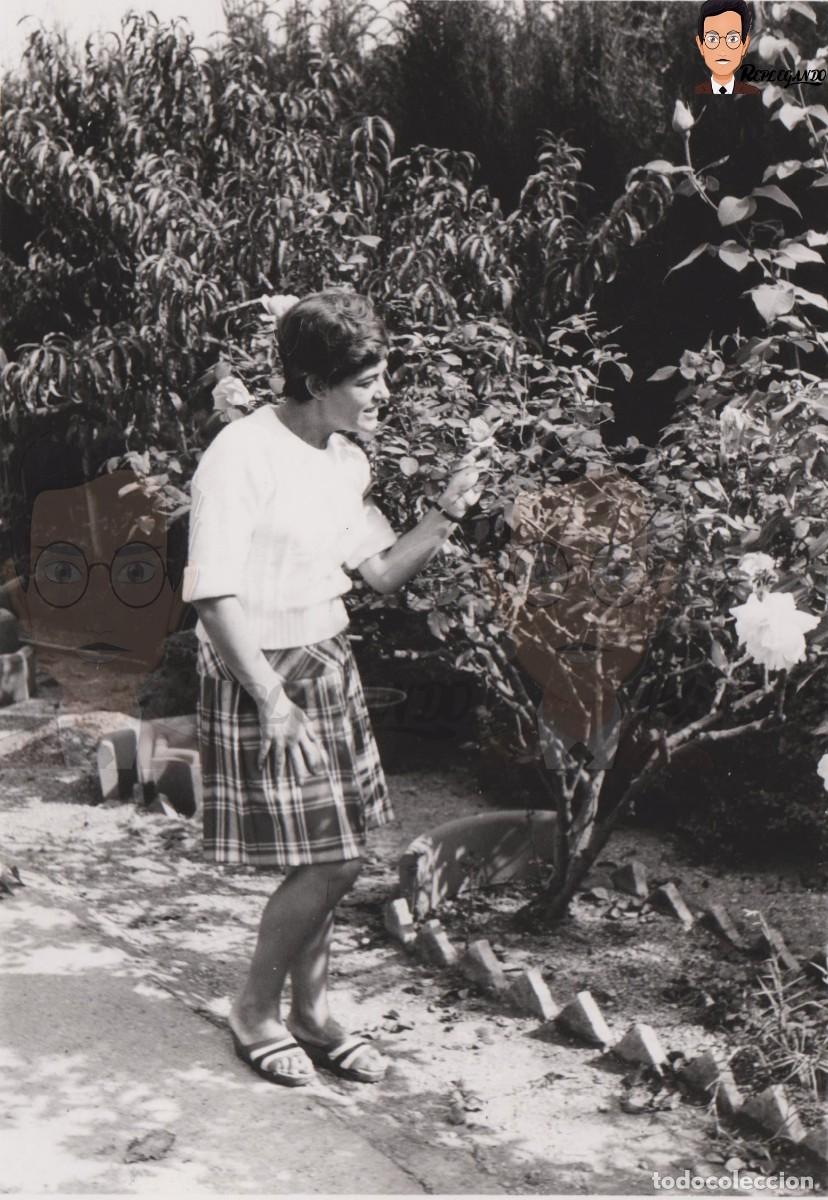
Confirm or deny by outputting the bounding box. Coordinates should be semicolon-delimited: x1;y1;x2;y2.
298;857;363;892
326;857;364;889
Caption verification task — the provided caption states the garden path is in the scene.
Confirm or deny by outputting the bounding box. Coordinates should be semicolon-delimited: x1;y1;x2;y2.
0;704;823;1195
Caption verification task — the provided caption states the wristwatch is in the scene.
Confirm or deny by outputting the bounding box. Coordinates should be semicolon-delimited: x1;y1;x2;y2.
435;500;461;524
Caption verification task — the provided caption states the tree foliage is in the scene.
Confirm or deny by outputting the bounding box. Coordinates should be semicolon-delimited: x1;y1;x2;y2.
0;4;674;467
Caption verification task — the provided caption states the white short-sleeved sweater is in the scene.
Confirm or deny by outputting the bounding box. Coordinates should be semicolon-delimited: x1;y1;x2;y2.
183;405;397;649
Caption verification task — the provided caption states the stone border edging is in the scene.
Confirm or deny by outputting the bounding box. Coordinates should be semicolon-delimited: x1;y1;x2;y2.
382;863;828;1169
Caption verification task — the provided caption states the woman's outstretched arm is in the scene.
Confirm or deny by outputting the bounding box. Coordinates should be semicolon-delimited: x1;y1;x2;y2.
358;508;459;594
358;465;480;595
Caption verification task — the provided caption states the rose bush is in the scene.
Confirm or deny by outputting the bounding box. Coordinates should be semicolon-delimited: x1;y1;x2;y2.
438;0;828;916
609;0;828;889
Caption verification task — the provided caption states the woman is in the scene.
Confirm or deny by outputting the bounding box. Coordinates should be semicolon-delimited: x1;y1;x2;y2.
184;291;480;1087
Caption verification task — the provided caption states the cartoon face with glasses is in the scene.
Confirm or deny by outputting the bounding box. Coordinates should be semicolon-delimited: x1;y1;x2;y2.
694;0;759;95
6;465;185;710
494;473;673;771
34;538;166;612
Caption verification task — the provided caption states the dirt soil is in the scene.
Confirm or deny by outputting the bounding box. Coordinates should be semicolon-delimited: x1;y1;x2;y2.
1;693;826;1196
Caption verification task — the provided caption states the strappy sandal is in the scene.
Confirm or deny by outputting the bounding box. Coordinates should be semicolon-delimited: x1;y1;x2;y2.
291;1032;386;1084
231;1030;315;1087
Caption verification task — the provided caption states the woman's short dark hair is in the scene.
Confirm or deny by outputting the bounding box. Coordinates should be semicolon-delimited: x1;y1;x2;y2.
697;0;752;41
277;291;388;403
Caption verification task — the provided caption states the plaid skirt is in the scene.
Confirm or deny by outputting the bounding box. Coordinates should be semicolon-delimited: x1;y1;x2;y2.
196;632;393;867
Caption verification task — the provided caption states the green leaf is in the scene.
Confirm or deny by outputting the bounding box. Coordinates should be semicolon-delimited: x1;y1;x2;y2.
710;637;728;670
793;286;828;312
718;241;751;272
762;160;802;182
777;241;823;265
468;416;492;443
643;159;680;173
757;33;786;61
648;365;678;382
717;196;756;226
695;478;727;502
355;234;382;249
735;337;775;364
751;184;802;219
808;529;828;557
812;175;828;188
776;103;807;131
427;609;451;641
805;104;828;126
749;283;796;322
666;243;709;276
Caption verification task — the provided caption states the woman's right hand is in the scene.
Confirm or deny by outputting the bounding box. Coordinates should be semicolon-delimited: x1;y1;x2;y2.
438;464;483;520
256;684;328;777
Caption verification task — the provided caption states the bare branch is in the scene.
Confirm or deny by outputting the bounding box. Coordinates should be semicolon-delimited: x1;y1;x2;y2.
665;677;727;750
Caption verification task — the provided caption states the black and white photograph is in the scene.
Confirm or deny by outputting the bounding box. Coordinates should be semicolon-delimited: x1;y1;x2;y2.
0;0;827;1195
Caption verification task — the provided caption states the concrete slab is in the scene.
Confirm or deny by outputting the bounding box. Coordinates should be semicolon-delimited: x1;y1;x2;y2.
0;881;422;1195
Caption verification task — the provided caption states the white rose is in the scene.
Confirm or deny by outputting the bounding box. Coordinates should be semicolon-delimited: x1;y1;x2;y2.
738;552;778;584
729;590;819;672
817;753;828;792
259;293;300;321
212;376;254;414
672;99;695;134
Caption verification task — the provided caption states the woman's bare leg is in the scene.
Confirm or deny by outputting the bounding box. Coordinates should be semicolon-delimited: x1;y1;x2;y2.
288;910;336;1032
287;873;385;1076
230;858;363;1076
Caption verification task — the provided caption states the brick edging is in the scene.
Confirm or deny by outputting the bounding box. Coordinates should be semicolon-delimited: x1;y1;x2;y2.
383;866;827;1168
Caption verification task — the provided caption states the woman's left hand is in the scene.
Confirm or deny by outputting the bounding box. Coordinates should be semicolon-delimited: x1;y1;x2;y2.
438;465;483;520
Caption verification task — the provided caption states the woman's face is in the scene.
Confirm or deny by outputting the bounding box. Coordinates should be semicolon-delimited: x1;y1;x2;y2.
317;357;389;438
